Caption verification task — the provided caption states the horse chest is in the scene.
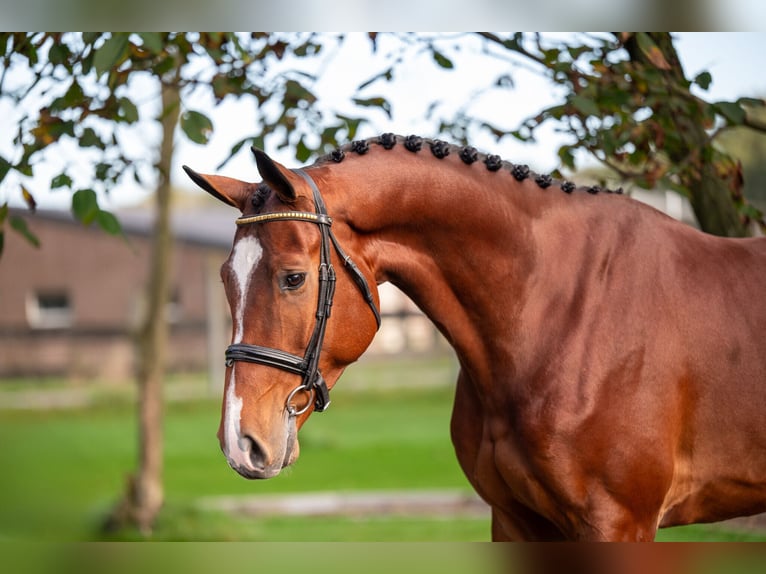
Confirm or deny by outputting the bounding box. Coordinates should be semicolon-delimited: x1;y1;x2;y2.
451;382;559;519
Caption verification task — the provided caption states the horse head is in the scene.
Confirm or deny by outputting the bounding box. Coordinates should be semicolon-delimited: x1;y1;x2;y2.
184;148;380;479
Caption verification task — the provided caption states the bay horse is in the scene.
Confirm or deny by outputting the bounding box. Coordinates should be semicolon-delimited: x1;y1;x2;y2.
184;134;766;541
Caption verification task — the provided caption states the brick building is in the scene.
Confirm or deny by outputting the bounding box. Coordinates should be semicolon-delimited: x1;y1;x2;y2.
0;205;445;383
0;206;233;381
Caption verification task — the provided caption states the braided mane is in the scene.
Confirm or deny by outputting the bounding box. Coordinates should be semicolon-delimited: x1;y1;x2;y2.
316;134;622;196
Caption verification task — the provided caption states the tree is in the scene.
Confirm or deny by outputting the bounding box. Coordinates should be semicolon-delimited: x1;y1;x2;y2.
717;103;766;213
0;32;381;534
410;32;766;236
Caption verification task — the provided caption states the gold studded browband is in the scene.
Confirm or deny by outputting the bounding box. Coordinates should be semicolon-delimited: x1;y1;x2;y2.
235;211;333;226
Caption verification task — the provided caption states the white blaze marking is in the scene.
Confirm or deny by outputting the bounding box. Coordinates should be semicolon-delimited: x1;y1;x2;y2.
224;236;263;468
231;236;263;344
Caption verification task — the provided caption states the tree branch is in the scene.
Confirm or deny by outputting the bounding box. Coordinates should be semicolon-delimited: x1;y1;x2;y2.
743;113;766;134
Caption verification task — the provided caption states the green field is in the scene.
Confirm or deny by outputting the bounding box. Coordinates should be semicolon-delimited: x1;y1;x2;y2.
0;357;763;542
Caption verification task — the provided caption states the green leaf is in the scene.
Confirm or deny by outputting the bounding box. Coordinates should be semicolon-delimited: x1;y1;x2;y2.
216;137;251;170
51;173;73;189
57;80;85;110
79;127;105;149
715;101;746;126
118;97;139;123
96;210;122;235
284;79;316;106
558;146;576;170
83;32;101;45
353;97;392;119
296;138;311;163
49;43;70;66
72;188;99;225
431;49;454;69
570;95;600;117
0;155;10;185
636;33;670;70
9;214;40;247
357;67;393;90
139;32;165;54
93;33;130;78
180;110;214;144
152;55;176;76
694;71;712;91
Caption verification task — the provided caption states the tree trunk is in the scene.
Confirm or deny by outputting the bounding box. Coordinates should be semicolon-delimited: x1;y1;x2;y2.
625;33;749;238
103;80;180;535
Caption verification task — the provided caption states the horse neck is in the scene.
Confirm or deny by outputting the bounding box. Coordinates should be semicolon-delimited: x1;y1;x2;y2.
317;152;550;374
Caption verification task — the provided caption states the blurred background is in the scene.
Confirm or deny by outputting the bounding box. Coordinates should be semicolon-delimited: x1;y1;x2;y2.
1;24;766;552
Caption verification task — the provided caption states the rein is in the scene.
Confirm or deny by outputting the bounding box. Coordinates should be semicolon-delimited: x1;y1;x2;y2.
224;169;381;415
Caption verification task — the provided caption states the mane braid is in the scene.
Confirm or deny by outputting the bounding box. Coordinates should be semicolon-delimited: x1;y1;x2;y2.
315;134;622;195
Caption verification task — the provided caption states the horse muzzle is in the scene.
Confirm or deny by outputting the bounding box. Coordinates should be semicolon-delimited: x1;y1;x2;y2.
220;411;299;480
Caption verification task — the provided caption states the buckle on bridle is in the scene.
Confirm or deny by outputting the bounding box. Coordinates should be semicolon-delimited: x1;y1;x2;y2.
285;374;331;417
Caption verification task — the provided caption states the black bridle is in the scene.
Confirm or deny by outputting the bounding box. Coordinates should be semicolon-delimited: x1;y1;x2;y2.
224;169;381;415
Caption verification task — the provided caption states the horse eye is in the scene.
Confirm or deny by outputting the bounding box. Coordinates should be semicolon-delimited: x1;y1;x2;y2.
284;273;306;290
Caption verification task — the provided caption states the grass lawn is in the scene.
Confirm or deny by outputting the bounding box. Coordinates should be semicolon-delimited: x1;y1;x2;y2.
0;356;763;542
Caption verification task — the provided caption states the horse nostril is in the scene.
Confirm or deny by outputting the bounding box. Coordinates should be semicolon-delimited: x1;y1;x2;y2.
238;435;267;470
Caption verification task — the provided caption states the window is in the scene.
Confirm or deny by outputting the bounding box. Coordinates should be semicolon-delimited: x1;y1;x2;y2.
27;290;73;329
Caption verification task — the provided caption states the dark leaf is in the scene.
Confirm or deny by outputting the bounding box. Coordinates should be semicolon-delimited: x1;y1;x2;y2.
95;162;110;181
93;33;130;78
9;214;40;247
79;127;105;149
118;97;139;123
21;185;37;211
432;48;454;69
51;173;73;189
558;146;576;170
543;104;568;121
180;110;214;144
338;115;362;141
694;71;712;90
82;32;101;45
152;55;176;76
570;95;600;117
72;188;99;225
49;43;70;66
636;33;671;70
284;79;316;106
139;32;165;54
216;137;250;170
352;97;392;119
96;209;122;235
296;138;312;163
715;101;746;126
357;67;393;90
0;156;10;184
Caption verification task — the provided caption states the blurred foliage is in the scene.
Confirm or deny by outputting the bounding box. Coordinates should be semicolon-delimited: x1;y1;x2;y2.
716;104;766;212
409;32;766;235
2;32;765;253
0;32;390;254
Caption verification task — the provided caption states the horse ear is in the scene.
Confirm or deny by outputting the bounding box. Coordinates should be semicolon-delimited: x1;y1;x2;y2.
251;147;297;203
182;165;254;212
